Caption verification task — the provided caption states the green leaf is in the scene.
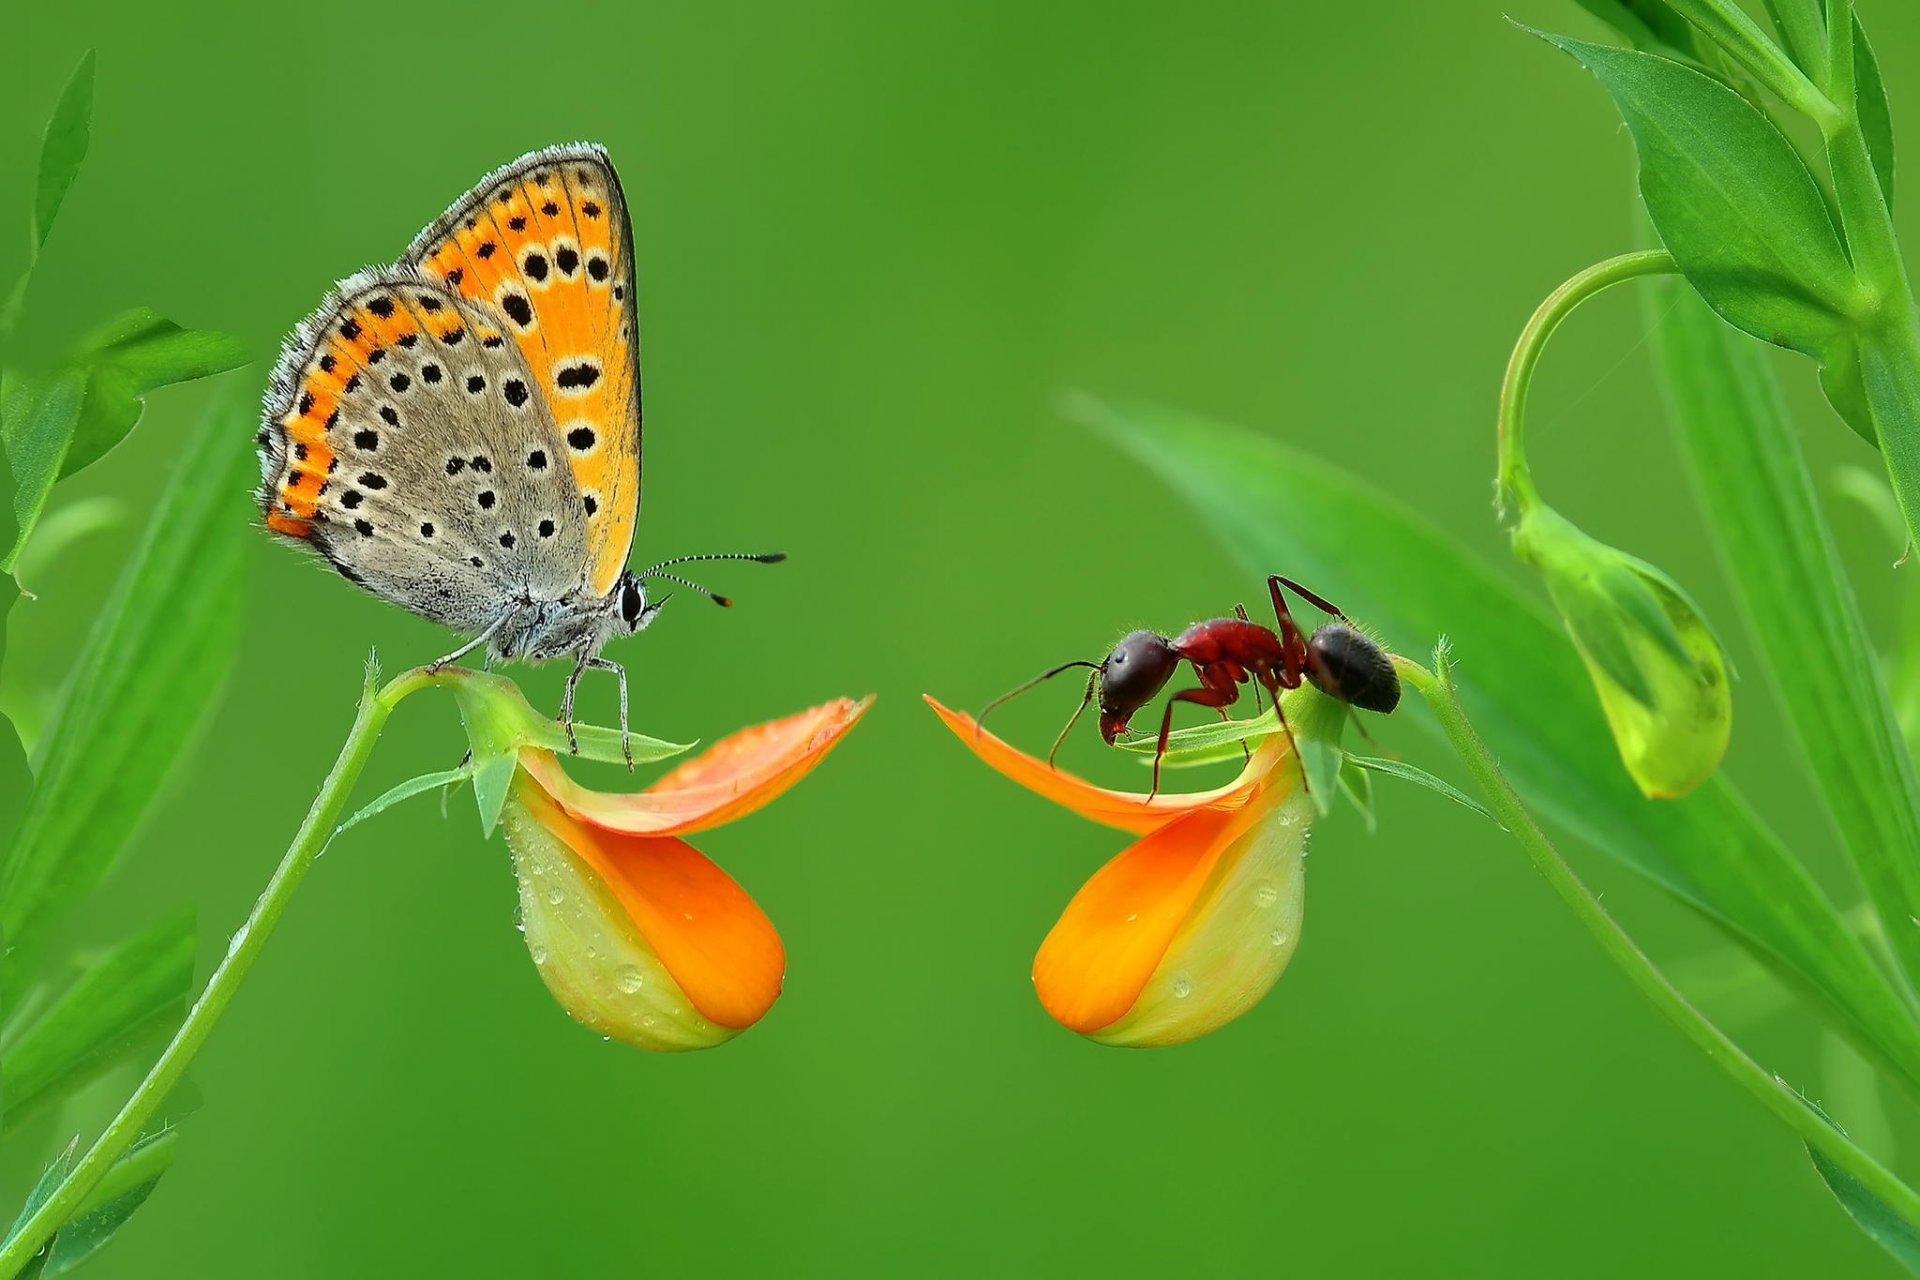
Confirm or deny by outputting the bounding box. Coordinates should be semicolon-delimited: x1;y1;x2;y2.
1527;29;1861;354
33;1128;178;1278
1076;394;1920;1095
1803;1099;1920;1273
0;434;28;864
332;766;475;841
1760;0;1824;76
1337;758;1377;832
1854;16;1894;212
61;310;250;479
0;383;253;957
4;1137;78;1254
31;51;94;256
1347;756;1503;828
1;369;87;576
1;911;195;1132
1572;0;1707;59
1648;280;1920;997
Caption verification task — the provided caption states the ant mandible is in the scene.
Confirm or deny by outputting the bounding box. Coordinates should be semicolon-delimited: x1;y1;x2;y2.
979;576;1400;797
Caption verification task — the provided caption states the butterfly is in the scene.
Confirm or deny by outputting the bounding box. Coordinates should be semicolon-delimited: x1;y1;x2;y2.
256;143;780;759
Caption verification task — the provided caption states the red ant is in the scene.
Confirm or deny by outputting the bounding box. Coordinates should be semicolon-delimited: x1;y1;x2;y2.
979;576;1399;796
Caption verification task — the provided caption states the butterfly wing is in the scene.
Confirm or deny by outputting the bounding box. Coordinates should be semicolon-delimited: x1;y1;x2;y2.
259;272;591;623
404;143;640;599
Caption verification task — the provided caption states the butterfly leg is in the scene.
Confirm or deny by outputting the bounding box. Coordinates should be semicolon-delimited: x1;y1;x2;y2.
585;656;632;770
559;652;589;755
426;617;503;674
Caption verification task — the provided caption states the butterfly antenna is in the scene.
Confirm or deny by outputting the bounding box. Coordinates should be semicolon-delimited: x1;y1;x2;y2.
643;570;733;607
635;552;786;609
976;660;1102;735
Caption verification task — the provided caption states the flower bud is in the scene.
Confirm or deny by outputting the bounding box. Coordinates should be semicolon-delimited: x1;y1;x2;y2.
1511;503;1730;797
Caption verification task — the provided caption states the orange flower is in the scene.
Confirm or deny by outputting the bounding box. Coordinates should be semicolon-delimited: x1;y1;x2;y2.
495;695;871;1051
927;694;1315;1047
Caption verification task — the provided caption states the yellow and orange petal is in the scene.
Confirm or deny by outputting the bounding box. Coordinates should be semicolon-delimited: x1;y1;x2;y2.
521;696;873;838
923;695;1277;833
1065;789;1313;1048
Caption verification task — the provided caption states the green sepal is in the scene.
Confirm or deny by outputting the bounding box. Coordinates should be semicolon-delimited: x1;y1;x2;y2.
438;669;693;837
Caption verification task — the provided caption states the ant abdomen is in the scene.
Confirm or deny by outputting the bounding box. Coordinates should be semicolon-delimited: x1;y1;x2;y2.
1305;623;1400;713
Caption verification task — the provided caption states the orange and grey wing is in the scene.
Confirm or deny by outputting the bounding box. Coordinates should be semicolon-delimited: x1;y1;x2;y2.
404;143;640;598
258;271;590;620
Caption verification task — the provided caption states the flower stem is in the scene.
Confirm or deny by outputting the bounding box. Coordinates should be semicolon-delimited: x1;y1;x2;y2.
0;662;437;1279
1394;647;1920;1229
1495;250;1678;516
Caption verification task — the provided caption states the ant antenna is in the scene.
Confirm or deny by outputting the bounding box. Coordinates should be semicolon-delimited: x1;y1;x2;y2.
977;659;1101;734
635;551;786;609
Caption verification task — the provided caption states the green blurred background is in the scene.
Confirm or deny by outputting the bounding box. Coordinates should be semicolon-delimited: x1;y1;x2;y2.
7;1;1920;1274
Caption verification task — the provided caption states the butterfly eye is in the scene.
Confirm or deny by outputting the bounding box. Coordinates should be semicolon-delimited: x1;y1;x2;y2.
620;579;646;628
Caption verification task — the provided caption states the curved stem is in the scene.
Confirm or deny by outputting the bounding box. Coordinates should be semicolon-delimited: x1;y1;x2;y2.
1394;649;1920;1230
1497;250;1679;515
0;663;439;1279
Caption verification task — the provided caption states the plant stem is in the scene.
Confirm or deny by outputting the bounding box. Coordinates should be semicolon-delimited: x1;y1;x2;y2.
0;664;436;1279
1496;250;1678;515
1395;649;1920;1230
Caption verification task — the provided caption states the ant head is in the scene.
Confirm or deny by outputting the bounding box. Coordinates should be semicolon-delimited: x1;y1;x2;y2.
1097;630;1181;742
1305;623;1400;713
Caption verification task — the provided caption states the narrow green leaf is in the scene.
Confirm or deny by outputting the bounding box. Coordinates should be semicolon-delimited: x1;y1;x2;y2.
1649;281;1920;996
0;911;195;1131
1854;17;1894;212
1528;29;1861;352
36;1128;178;1277
1759;0;1824;75
1338;758;1377;833
1077;395;1920;1094
32;51;95;256
0;433;28;864
1803;1098;1920;1273
333;766;475;840
1348;756;1503;827
1572;0;1706;58
0;383;252;956
61;310;250;478
3;1137;78;1252
1;370;87;576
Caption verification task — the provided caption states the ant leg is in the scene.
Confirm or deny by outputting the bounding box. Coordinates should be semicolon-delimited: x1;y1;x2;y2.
1149;684;1239;800
1270;574;1352;623
1264;579;1313;673
1046;667;1100;768
586;656;632;769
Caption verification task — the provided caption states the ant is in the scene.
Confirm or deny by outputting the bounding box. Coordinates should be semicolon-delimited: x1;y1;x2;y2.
979;576;1399;797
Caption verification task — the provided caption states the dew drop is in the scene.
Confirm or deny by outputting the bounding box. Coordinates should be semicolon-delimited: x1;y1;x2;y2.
616;965;646;994
1171;977;1192;1000
545;885;564;905
1124;912;1139;923
1270;929;1290;947
226;924;250;959
529;942;549;965
1253;882;1278;908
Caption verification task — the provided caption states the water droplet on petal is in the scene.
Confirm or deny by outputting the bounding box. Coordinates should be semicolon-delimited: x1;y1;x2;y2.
616;965;645;994
529;942;549;965
1171;977;1192;1000
1270;929;1289;947
1253;882;1278;908
545;885;564;905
